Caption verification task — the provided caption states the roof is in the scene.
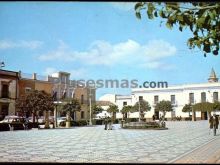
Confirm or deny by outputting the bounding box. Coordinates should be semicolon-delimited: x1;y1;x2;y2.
96;101;114;106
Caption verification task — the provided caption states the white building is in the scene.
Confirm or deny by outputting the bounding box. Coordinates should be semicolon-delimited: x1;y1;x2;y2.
99;69;220;121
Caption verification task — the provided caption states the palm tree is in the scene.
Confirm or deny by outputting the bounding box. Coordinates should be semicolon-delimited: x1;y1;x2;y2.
107;105;119;123
91;104;104;118
62;99;81;128
121;105;133;121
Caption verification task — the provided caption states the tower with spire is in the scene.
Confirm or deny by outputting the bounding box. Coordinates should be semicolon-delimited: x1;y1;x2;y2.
208;68;218;83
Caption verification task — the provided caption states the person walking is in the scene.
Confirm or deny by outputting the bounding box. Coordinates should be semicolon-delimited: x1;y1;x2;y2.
209;115;214;135
213;114;219;136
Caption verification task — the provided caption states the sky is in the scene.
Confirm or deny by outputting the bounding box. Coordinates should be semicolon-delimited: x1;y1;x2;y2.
0;2;219;99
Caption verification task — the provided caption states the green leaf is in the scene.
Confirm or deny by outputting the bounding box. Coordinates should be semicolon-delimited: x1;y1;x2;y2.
136;12;141;19
134;2;144;11
176;15;183;22
166;22;172;29
159;10;166;18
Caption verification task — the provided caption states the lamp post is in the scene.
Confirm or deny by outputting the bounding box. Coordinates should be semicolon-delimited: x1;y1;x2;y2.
89;88;92;125
89;85;96;126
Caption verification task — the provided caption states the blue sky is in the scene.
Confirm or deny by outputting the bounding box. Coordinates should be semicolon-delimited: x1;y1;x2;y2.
0;2;219;99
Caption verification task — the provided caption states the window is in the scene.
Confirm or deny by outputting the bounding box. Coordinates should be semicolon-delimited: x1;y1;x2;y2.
201;92;206;102
189;93;194;104
81;95;84;104
171;95;175;104
2;84;9;98
123;102;127;106
81;111;84;119
1;104;9;116
25;87;32;93
213;92;218;102
139;96;143;101
154;95;159;104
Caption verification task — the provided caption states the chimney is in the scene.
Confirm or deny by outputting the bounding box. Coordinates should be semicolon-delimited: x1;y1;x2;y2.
32;73;37;80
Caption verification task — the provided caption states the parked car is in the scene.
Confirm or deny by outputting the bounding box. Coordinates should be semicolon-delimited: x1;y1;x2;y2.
28;116;54;124
28;116;44;123
57;117;73;126
0;115;25;123
0;115;26;131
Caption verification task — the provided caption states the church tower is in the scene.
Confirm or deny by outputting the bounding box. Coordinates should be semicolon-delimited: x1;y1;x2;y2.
208;68;218;83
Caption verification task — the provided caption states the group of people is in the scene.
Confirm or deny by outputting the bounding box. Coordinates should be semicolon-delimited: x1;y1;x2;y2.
104;116;113;130
209;114;219;136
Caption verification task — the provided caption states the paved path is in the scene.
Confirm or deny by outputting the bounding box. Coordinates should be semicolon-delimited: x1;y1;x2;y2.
173;135;220;163
0;121;219;163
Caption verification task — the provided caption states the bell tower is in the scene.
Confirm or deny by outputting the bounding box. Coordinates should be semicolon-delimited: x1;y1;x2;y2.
208;68;218;83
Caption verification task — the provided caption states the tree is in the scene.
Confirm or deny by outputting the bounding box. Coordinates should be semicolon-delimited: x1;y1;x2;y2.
91;104;104;118
182;103;192;116
107;105;119;122
135;2;220;57
62;99;81;128
193;102;217;118
15;90;54;128
15;95;28;118
213;101;220;111
121;105;133;120
155;100;173;120
132;100;151;121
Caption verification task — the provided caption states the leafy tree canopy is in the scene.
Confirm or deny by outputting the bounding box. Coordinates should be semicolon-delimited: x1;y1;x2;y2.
193;101;220;112
135;2;220;57
91;104;104;115
132;100;151;113
155;100;173;113
121;105;133;114
182;103;192;112
15;90;54;123
62;99;81;113
107;105;119;113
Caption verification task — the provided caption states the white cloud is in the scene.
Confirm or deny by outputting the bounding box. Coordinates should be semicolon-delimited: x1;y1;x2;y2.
43;67;58;76
110;2;136;11
0;40;43;50
38;39;177;69
43;67;87;79
69;68;87;79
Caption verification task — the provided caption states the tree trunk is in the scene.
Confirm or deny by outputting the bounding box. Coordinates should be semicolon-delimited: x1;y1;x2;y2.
66;111;71;128
163;111;166;121
45;111;50;129
208;111;211;120
32;112;35;123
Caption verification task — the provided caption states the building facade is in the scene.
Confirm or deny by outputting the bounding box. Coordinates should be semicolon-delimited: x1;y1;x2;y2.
99;69;220;121
0;70;19;120
48;71;96;121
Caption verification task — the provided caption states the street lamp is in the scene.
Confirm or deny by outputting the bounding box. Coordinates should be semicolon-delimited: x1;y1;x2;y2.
89;88;92;125
89;85;96;126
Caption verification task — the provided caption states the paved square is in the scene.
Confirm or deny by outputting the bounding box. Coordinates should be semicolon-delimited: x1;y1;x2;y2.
0;121;219;163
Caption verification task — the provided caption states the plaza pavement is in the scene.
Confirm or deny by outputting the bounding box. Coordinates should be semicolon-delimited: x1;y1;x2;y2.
0;120;219;163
